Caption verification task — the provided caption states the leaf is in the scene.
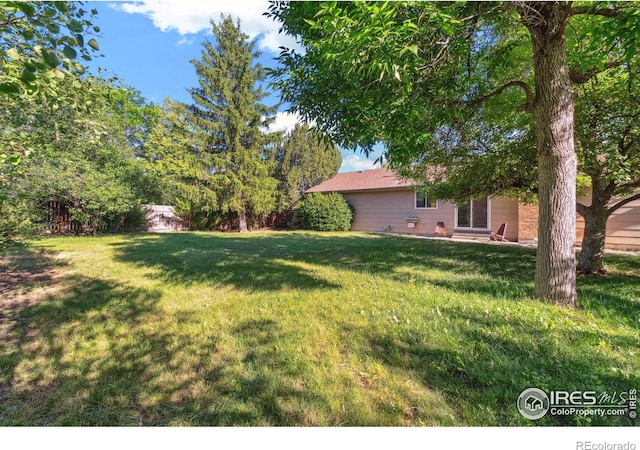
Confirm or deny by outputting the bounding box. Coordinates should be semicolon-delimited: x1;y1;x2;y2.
68;19;84;33
93;26;101;33
7;47;20;60
75;34;84;47
0;82;20;94
15;2;36;16
47;23;60;34
63;45;77;59
88;39;99;51
41;49;60;68
20;68;36;83
54;1;68;13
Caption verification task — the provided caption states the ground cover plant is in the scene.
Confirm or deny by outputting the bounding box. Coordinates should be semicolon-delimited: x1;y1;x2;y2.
0;232;638;426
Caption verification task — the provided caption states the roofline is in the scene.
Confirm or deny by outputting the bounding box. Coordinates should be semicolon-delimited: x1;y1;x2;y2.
305;185;414;194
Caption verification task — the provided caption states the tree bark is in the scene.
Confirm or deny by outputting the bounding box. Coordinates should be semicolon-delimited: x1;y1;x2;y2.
576;175;614;274
521;2;578;307
238;207;248;232
576;205;609;275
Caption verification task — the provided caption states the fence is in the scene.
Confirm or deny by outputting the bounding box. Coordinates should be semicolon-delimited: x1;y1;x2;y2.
43;202;187;234
43;200;83;234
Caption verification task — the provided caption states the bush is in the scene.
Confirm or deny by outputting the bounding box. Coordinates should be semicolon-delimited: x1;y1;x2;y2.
296;193;354;231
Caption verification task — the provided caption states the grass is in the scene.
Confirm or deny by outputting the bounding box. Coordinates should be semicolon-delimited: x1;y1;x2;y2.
0;231;638;426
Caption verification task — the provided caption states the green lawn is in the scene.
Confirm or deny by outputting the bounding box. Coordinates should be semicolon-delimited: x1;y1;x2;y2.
1;231;638;426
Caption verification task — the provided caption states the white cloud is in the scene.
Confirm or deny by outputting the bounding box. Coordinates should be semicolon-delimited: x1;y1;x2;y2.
176;36;197;47
112;0;299;53
339;154;380;173
268;111;303;134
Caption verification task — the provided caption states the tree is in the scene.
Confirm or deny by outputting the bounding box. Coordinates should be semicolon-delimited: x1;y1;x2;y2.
574;63;640;274
272;123;341;212
268;1;640;307
145;99;219;230
187;15;278;232
385;28;640;276
0;1;100;205
0;77;154;237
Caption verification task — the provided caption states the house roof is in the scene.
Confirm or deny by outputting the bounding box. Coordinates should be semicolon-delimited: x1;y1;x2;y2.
306;168;414;193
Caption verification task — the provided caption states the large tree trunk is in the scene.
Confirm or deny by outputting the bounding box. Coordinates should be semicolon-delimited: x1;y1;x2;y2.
576;176;613;275
576;206;609;275
522;3;578;307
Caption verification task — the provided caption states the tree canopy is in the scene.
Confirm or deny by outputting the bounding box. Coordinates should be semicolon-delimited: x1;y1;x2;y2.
272;123;341;212
0;1;101;206
186;15;279;232
268;1;640;306
0;77;157;241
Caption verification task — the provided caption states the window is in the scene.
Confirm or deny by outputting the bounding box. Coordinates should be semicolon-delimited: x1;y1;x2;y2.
415;192;437;209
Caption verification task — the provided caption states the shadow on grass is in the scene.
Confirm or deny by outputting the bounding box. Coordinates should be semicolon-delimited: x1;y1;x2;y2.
1;233;637;425
110;232;342;292
363;306;639;426
111;232;638;306
110;232;540;293
0;247;324;425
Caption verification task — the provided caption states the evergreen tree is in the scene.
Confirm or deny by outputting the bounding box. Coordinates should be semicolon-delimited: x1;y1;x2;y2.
145;99;219;230
187;15;278;232
273;123;341;212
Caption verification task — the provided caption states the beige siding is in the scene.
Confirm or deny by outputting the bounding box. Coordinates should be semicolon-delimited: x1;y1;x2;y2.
489;197;519;241
342;190;456;236
577;192;640;250
342;188;640;249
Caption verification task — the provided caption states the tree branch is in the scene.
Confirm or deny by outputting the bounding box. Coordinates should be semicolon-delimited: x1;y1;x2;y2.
569;58;625;84
570;5;620;17
464;80;534;112
617;179;640;190
0;17;22;27
607;190;640;215
576;201;590;218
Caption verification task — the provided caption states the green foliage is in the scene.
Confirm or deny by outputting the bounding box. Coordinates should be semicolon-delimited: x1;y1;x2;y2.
0;77;157;238
272;123;341;212
0;1;100;97
296;193;353;231
144;99;219;230
186;15;279;231
0;1;101;203
575;62;640;193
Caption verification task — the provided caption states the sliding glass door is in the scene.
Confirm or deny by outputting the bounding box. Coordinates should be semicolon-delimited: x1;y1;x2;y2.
456;198;489;229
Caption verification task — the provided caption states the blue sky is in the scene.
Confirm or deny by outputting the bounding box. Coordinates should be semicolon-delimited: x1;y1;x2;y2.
86;1;384;173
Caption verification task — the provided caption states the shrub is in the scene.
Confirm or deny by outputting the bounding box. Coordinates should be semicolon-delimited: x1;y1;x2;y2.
296;193;354;231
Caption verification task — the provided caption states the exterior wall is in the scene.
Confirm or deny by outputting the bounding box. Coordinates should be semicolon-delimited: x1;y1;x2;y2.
577;193;640;250
341;188;640;250
342;190;457;236
489;197;519;241
517;203;539;242
141;204;187;232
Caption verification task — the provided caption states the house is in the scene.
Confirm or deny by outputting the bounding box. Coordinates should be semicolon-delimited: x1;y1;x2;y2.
524;395;544;412
306;168;640;251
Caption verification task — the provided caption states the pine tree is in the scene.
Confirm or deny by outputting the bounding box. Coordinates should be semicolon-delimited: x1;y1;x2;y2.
273;123;341;211
187;15;278;231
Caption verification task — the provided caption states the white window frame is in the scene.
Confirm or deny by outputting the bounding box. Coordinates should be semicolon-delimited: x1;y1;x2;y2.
454;198;491;230
415;191;438;210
